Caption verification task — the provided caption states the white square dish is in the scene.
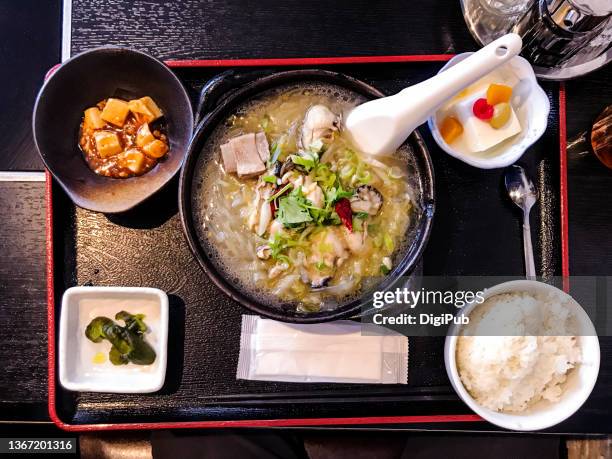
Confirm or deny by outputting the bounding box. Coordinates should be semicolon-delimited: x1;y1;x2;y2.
59;286;169;393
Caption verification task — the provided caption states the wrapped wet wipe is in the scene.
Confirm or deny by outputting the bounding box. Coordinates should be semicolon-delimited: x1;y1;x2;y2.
236;315;409;384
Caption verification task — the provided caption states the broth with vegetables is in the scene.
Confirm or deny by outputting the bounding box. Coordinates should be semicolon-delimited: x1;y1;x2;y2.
194;83;417;312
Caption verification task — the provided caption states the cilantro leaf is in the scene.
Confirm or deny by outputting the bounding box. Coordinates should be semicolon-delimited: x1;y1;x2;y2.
277;188;313;227
325;183;353;205
290;153;318;172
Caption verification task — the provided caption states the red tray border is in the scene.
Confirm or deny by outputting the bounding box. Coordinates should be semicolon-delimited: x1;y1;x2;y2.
46;55;569;431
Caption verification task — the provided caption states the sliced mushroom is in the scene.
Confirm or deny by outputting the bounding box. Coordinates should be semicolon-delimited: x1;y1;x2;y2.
301;266;332;289
247;183;274;234
256;244;271;260
271;160;283;177
300;105;339;150
269;262;289;279
281;170;304;188
256;200;272;236
350;185;383;216
279;158;295;177
310;274;332;289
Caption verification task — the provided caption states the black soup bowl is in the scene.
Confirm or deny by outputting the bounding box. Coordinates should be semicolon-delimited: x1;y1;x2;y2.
33;47;193;213
179;69;435;323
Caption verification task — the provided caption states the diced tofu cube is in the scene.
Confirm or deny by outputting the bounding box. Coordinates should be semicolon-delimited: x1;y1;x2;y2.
100;98;130;127
142;139;168;158
140;96;163;119
128;96;163;122
83;107;106;130
128;99;155;123
119;149;146;174
450;88;521;153
136;123;156;148
93;131;122;158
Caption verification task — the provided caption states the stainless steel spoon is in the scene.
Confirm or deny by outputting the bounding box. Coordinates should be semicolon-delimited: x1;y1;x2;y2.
505;165;539;278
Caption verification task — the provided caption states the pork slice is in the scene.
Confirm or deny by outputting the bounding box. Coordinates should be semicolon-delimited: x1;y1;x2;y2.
255;132;270;162
220;142;237;173
230;133;266;178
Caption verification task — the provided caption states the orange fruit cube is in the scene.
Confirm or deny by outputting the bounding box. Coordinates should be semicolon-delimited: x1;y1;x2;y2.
486;84;513;106
439;116;463;144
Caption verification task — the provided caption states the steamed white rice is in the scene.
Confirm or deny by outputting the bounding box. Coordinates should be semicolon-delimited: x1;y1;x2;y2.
456;291;581;413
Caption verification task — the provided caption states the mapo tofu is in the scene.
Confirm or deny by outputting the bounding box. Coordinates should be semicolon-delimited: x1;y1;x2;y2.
78;96;169;178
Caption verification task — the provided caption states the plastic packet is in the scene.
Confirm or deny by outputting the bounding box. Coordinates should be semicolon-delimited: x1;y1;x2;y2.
236;315;409;384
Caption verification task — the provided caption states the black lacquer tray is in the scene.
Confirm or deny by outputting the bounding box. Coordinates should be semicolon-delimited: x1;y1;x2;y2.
47;57;565;431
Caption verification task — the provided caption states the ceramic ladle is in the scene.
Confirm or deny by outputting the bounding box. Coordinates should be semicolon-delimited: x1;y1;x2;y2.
344;33;523;156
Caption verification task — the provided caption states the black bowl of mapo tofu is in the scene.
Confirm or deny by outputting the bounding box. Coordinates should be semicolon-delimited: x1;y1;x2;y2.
33;47;193;213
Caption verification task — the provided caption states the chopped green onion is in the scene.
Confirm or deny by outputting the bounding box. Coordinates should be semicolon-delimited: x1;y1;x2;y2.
262;175;277;184
339;165;355;181
315;261;328;271
266;183;292;203
383;233;394;252
277;254;290;264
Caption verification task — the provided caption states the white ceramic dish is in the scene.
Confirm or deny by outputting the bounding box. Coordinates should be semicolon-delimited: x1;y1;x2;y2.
444;280;600;431
59;286;169;393
428;54;550;169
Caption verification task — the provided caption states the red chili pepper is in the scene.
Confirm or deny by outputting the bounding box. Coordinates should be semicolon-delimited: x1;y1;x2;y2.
270;201;276;216
473;98;494;120
335;198;353;232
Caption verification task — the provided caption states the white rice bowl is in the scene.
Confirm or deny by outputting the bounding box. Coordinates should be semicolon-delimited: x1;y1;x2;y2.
444;280;600;431
456;291;581;413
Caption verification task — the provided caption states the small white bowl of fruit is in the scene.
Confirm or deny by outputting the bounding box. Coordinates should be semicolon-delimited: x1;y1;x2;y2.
428;53;549;169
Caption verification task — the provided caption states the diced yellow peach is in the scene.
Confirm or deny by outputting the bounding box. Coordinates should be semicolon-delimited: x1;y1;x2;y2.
119;149;146;174
100;98;130;127
142;139;168;158
136;123;156;148
93;131;122;158
439;116;463;144
83;107;106;130
128;96;163;122
486;84;513;106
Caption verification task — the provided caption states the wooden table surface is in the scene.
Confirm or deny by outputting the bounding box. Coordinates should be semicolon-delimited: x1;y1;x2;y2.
0;0;610;432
